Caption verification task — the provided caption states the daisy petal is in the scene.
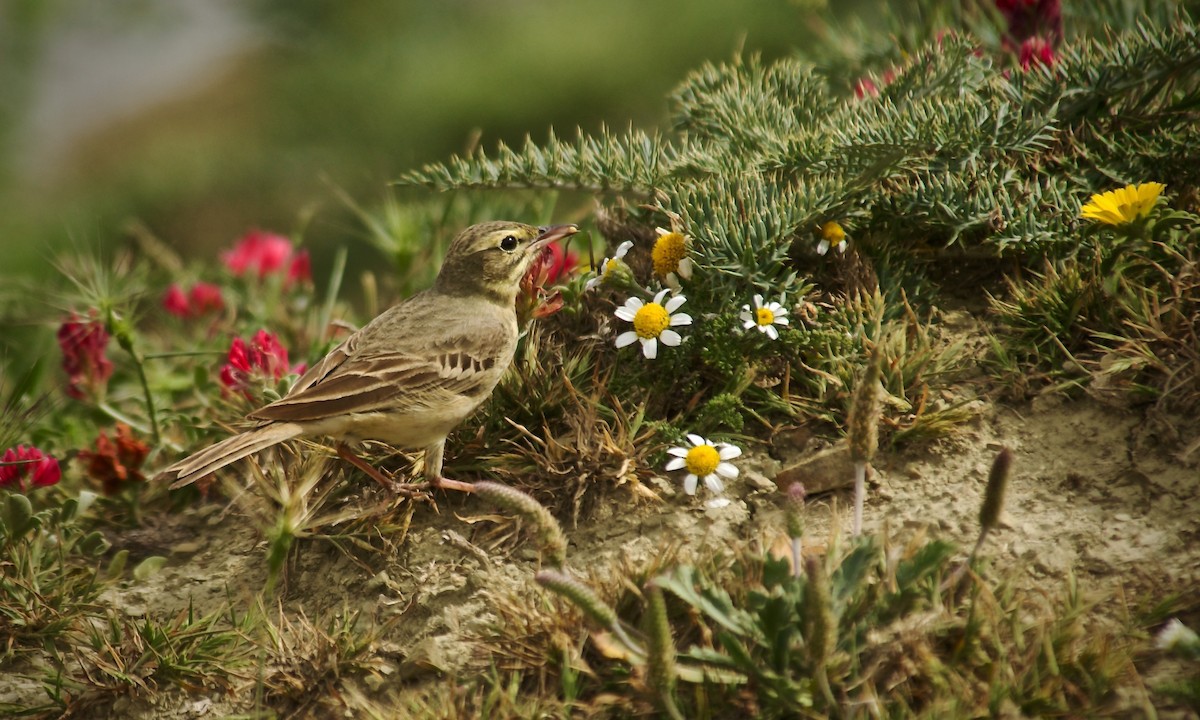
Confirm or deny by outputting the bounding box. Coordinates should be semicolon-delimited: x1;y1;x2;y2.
716;462;739;478
817;240;830;255
753;294;763;307
687;434;706;447
667;447;689;457
776;316;790;325
615;307;637;321
683;475;698;495
678;258;694;279
614;241;632;258
615;331;639;348
665;457;687;471
642;337;658;359
665;295;687;313
718;445;742;460
742;319;756;330
705;475;725;493
765;325;778;340
669;313;693;326
653;289;670;304
660;329;682;346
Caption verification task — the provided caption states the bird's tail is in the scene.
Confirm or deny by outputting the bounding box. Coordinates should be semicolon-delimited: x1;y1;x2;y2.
158;422;304;489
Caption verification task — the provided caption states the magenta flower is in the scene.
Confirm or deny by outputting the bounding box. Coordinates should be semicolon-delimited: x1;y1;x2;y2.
220;329;294;395
222;230;310;286
287;249;312;286
188;282;226;315
996;0;1061;47
163;285;190;318
0;445;61;491
57;313;114;400
1018;36;1056;70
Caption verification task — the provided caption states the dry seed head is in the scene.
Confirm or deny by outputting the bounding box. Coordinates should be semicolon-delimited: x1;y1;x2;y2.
643;583;677;703
847;353;883;463
979;447;1013;531
536;570;620;631
474;481;567;567
804;555;836;664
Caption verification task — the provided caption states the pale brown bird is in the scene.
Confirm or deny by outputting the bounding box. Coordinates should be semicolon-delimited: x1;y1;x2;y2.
158;221;579;492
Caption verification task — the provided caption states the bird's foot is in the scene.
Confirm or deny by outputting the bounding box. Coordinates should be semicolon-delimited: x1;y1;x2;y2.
432;475;476;493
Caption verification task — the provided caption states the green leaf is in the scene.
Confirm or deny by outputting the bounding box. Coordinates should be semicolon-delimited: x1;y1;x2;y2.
133;555;168;581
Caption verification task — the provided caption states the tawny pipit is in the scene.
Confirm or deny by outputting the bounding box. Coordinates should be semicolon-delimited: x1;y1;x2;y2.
158;221;579;492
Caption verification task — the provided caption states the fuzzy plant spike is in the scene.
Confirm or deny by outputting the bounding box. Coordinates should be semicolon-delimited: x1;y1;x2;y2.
643;582;683;720
536;569;642;655
475;481;567;568
785;482;807;578
945;446;1014;591
847;350;883;535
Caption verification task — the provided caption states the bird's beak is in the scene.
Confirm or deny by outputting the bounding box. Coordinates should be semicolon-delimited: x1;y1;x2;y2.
532;224;579;250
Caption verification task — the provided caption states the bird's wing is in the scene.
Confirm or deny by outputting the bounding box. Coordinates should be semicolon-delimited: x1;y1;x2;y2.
248;340;505;423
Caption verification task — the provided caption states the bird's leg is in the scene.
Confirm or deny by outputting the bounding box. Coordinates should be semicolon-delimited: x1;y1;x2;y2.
335;443;421;498
423;439;475;493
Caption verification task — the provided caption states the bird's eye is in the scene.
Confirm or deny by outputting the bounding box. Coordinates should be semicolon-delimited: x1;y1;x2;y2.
499;235;519;252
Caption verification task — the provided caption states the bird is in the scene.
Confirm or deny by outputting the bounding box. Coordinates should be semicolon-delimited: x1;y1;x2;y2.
157;221;579;493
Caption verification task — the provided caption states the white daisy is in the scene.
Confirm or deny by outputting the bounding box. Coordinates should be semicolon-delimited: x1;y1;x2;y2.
614;289;692;359
740;294;790;340
584;240;633;291
816;220;849;256
665;434;742;495
653;227;694;289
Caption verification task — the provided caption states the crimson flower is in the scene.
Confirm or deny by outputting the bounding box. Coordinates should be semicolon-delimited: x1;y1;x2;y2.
0;445;61;491
1018;36;1056;70
221;230;311;286
220;329;294;395
57;313;113;400
163;282;226;318
163;285;190;317
518;242;578;321
78;424;150;495
996;0;1061;47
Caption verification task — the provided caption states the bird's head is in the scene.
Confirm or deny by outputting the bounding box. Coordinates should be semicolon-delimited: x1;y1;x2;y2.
434;221;579;304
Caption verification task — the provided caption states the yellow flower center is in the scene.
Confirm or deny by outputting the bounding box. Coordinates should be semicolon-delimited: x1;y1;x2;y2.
820;221;846;242
685;445;720;476
755;306;775;326
652;232;687;278
633;303;670;339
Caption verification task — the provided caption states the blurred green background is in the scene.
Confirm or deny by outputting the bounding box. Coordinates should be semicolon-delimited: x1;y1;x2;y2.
0;0;819;277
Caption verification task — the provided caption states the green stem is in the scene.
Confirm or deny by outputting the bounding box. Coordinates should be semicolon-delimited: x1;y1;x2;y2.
128;349;160;445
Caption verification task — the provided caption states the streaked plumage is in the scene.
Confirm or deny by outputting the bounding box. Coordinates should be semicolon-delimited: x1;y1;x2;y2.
158;221;578;490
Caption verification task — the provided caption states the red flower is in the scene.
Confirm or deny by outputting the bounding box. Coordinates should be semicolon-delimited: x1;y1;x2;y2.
287;250;312;286
854;77;880;99
1018;36;1056;70
220;329;293;394
996;0;1061;46
0;445;61;491
78;424;149;495
57;313;113;400
165;282;226;318
188;282;226;315
163;285;190;317
221;230;310;286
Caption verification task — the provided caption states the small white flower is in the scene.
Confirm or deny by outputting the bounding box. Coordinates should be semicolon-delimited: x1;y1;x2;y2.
614;289;692;359
653;227;694;289
585;240;633;291
665;434;741;495
816;220;849;256
740;294;790;340
1157;618;1200;655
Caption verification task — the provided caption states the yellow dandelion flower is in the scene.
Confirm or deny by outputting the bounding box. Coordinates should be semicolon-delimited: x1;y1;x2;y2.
1080;182;1165;225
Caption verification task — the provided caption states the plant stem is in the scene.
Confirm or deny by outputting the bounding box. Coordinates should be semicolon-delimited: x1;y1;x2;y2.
852;461;866;536
129;349;160;445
